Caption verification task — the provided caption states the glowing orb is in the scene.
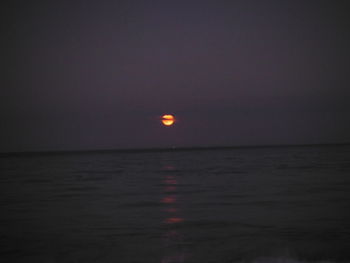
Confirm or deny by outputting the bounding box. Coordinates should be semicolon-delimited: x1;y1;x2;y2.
161;114;175;126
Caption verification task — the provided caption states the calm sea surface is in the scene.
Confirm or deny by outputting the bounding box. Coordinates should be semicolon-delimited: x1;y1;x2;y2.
1;145;350;262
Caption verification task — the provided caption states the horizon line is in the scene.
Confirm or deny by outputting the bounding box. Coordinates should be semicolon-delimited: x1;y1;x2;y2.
1;142;350;157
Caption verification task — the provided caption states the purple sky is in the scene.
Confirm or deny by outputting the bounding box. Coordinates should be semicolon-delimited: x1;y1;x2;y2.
2;0;350;152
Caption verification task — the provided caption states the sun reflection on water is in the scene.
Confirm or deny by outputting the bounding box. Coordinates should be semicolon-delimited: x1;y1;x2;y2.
160;163;186;263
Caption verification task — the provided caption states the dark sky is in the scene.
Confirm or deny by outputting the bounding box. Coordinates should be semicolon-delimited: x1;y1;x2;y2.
2;0;350;152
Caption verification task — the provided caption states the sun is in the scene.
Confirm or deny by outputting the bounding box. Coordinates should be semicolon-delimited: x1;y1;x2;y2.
161;114;175;126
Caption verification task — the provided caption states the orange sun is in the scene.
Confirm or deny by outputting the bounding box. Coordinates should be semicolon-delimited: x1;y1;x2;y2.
161;114;175;126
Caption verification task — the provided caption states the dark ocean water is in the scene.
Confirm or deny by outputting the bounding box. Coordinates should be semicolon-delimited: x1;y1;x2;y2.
1;145;350;263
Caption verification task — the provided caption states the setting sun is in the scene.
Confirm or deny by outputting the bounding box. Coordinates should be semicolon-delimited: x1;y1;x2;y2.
161;114;175;126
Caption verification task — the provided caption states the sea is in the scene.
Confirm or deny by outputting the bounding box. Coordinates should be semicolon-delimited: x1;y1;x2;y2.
1;145;350;263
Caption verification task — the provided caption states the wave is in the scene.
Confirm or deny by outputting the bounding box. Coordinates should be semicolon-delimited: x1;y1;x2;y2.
241;257;347;263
